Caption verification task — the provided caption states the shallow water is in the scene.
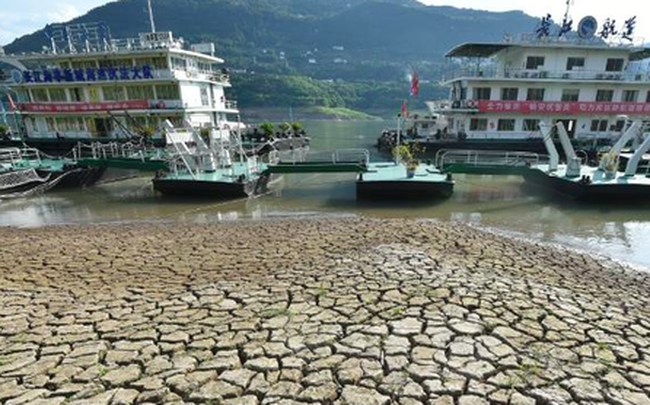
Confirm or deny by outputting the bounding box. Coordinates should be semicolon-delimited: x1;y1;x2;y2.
1;120;650;269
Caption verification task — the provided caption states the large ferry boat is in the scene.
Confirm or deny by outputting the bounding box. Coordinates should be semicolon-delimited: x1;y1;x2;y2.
379;14;650;156
0;21;241;155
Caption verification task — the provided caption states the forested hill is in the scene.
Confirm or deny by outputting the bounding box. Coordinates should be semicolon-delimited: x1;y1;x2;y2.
6;0;536;62
5;0;540;117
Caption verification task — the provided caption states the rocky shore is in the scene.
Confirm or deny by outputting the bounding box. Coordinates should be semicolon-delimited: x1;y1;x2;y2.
1;218;650;405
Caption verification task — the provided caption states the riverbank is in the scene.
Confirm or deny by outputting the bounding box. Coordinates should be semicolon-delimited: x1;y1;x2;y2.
1;218;649;404
241;107;384;122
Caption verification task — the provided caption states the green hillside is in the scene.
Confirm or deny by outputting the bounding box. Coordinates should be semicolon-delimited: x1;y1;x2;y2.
5;0;540;116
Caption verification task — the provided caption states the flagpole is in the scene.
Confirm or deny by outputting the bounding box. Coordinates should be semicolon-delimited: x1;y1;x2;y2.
395;112;401;165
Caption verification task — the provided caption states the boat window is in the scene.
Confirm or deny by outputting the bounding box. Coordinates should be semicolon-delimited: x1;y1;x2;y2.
46;118;56;132
28;118;38;134
596;90;614;102
16;90;31;103
526;88;545;101
590;120;609;132
459;87;467;100
622;90;639;103
500;88;519;101
56;117;84;132
469;118;488;131
561;89;580;102
102;86;126;101
497;119;515;131
126;85;155;100
566;57;585;71
171;57;187;71
526;56;545;70
72;60;98;69
156;85;180;100
32;88;49;102
614;120;626;132
49;88;67;102
523;119;540;132
98;59;124;69
605;58;625;72
473;87;491;100
200;86;210;106
134;58;154;68
70;87;85;102
152;57;169;69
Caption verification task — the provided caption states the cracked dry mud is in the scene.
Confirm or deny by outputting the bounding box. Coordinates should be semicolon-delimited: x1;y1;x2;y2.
1;218;650;405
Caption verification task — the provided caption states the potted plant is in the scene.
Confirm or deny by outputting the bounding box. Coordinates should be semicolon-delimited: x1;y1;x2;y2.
0;123;9;140
393;144;419;178
279;122;291;136
291;122;303;135
260;122;275;140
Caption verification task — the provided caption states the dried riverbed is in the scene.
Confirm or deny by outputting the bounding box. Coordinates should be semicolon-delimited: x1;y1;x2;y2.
1;218;650;405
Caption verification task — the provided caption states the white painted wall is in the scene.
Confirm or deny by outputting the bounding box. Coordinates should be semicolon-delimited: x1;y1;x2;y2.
497;46;633;73
465;79;650;102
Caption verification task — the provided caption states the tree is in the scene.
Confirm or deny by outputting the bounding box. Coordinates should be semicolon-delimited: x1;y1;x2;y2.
260;122;275;138
291;122;303;135
279;122;291;134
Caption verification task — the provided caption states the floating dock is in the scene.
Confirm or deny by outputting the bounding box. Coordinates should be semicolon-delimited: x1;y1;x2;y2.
357;162;453;200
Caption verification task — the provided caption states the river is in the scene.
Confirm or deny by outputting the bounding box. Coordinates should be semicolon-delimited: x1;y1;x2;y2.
1;120;649;269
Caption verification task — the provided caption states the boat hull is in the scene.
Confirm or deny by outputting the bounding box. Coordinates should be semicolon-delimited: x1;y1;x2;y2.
356;179;454;200
523;168;650;200
48;167;107;189
152;174;272;199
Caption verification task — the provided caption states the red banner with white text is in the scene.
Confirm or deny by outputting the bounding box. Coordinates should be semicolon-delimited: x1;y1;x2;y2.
19;100;150;114
476;100;650;115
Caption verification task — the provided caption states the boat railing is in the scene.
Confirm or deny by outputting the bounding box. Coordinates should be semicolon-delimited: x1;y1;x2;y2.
284;148;369;166
0;148;24;165
443;65;650;83
333;149;370;166
435;149;548;170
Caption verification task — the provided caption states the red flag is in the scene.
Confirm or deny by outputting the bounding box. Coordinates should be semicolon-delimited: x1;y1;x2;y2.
401;100;407;117
410;70;420;98
7;94;16;111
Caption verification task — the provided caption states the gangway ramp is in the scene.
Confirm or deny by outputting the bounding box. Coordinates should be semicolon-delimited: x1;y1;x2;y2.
435;150;548;175
265;149;370;174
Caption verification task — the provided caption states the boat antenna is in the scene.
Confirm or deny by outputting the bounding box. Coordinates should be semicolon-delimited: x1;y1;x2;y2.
563;0;573;22
147;0;157;33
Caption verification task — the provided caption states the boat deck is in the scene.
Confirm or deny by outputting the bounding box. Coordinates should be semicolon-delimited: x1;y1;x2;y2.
534;164;650;186
361;162;449;182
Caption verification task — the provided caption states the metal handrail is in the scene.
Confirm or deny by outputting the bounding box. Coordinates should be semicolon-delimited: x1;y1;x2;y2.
435;149;548;169
333;149;370;166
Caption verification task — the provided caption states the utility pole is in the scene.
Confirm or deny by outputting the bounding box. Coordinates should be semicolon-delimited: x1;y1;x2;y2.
147;0;157;33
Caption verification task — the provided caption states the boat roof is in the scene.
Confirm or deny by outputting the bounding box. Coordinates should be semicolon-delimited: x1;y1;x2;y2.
12;47;224;64
446;42;650;61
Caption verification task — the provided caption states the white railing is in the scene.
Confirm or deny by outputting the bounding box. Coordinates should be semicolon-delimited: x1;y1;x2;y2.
435;149;548;169
444;67;650;83
0;148;25;165
109;37;183;52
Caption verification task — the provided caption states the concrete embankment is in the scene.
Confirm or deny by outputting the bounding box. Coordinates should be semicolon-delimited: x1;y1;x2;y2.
1;218;649;404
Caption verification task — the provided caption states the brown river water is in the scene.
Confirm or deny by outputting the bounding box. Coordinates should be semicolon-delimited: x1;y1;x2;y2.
1;120;649;269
